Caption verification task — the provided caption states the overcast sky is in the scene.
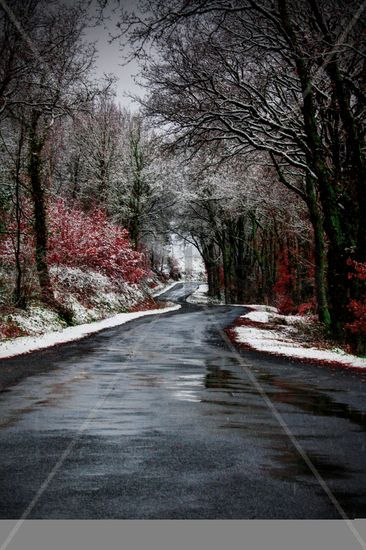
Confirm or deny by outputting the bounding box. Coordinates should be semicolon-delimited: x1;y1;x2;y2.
85;1;144;111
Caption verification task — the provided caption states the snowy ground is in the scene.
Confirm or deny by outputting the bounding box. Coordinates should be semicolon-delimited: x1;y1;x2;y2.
51;266;148;324
229;305;366;370
0;304;180;360
0;268;181;359
0;268;181;338
0;266;149;339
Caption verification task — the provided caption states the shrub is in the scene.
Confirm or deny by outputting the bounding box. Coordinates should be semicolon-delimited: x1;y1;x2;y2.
345;260;366;354
47;200;148;283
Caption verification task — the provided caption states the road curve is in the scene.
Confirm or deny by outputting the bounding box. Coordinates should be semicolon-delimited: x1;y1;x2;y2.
0;282;365;519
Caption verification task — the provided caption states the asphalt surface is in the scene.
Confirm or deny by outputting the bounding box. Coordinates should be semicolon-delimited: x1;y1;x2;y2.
0;282;366;519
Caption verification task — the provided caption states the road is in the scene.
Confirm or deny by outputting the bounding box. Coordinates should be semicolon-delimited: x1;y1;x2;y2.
0;282;365;519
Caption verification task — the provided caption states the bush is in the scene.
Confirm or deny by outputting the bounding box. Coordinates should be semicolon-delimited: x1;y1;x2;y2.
345;259;366;355
48;200;148;283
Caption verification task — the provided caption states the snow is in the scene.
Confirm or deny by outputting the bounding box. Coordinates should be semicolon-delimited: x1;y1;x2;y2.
51;266;145;324
232;305;366;370
0;267;150;341
244;310;271;323
0;269;182;360
243;304;279;313
0;266;183;358
0;304;180;360
10;306;64;335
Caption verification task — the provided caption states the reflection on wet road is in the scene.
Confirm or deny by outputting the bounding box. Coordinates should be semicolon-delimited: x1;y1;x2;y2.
0;282;365;519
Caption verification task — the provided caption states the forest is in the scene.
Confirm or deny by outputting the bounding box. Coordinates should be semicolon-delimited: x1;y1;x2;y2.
0;0;365;356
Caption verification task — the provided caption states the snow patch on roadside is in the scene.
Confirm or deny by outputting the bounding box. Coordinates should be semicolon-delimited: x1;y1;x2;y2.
51;266;145;324
0;269;183;359
231;305;366;370
243;304;279;313
10;306;64;335
0;304;181;360
244;310;271;323
1;267;162;340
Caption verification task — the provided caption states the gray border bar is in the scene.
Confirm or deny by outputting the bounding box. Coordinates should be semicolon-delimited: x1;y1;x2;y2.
1;520;366;550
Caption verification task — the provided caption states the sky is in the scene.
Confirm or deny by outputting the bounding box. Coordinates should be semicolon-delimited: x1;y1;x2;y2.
84;0;144;111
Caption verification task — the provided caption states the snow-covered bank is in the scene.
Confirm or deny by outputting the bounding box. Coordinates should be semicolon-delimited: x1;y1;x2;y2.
227;305;366;371
0;270;182;359
0;267;150;341
0;303;180;360
0;267;181;339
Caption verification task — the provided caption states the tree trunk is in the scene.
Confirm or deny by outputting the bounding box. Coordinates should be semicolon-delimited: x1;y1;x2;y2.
279;0;351;338
203;241;221;299
28;111;72;324
305;175;331;327
234;216;246;303
13;125;26;308
28;111;54;303
218;229;230;304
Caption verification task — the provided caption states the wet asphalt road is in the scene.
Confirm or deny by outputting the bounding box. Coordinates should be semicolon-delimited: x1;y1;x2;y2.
0;282;366;519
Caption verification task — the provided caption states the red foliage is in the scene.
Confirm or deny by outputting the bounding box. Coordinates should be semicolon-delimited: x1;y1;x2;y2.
296;300;316;316
48;200;147;283
347;258;366;281
273;251;295;314
346;299;366;335
128;297;163;312
346;260;366;336
0;320;29;338
0;199;148;285
273;244;315;315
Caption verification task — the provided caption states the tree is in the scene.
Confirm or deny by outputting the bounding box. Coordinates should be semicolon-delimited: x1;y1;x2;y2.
108;115;176;251
56;93;124;207
0;114;30;307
